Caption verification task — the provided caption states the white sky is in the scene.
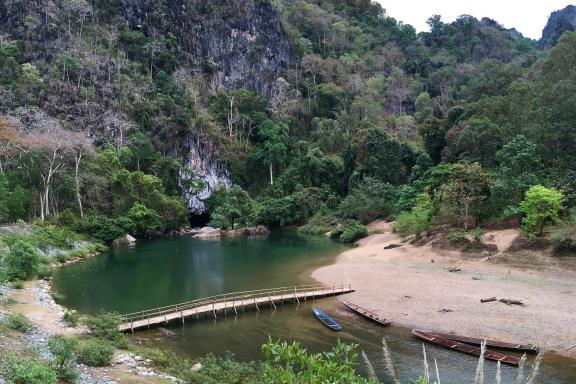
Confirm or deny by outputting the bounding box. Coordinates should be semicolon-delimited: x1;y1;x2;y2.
376;1;573;39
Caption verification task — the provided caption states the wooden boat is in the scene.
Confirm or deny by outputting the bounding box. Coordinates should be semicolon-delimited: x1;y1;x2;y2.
341;300;391;326
412;330;521;366
313;307;342;331
420;330;539;353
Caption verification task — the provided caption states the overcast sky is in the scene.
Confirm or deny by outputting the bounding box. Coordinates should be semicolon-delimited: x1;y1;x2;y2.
376;1;573;39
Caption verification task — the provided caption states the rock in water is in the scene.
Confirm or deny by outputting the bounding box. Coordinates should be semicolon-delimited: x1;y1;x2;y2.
113;234;137;247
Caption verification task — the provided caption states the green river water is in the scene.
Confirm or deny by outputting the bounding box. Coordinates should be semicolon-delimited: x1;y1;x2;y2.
52;231;576;383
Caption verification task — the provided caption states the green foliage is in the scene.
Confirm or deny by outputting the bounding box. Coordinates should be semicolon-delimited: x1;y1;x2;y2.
82;312;123;343
261;339;370;384
77;339;114;367
2;239;41;281
1;354;58;384
338;220;368;243
520;185;564;239
339;178;399;223
47;335;79;382
208;186;255;229
62;310;81;327
128;202;162;236
394;193;434;237
4;312;35;333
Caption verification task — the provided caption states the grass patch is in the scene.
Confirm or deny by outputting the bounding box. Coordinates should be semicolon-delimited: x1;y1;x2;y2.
4;312;35;333
77;338;114;367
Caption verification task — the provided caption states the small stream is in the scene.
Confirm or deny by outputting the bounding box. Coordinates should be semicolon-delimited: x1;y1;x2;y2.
52;231;576;383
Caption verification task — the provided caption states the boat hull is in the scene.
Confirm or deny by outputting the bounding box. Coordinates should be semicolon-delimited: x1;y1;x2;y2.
412;330;521;366
419;330;539;353
342;300;391;326
313;307;342;332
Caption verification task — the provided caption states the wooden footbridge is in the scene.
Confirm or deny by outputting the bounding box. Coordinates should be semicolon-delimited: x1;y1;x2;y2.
119;284;353;332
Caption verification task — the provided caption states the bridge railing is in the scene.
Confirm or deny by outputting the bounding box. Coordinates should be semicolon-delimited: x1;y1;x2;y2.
120;283;349;325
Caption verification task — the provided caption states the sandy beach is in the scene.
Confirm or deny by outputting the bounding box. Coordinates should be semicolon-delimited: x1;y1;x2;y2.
312;222;576;357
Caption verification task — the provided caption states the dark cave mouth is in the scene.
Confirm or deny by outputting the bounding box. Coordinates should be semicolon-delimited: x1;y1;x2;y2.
188;212;211;228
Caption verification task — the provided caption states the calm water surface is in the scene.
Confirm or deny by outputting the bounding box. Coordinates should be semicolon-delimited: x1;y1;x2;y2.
53;231;576;383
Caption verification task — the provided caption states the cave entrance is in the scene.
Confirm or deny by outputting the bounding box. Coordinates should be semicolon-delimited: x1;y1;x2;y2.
188;212;211;228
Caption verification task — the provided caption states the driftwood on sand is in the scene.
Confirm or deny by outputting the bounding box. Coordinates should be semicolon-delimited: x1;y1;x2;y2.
499;298;523;306
481;297;497;303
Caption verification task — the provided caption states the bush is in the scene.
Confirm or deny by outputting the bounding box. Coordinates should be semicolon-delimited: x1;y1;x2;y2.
3;239;41;281
83;312;123;343
31;224;81;251
62;310;81;327
5;312;35;333
47;335;79;382
297;212;338;236
9;280;24;289
446;229;469;244
339;178;399;223
1;354;59;384
394;193;434;238
77;339;114;367
339;220;368;243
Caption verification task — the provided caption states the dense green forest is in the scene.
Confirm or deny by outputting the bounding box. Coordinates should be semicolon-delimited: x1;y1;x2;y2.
0;0;574;246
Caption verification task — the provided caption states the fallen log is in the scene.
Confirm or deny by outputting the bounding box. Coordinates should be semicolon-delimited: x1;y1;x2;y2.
499;298;523;306
448;267;462;273
384;243;402;250
481;297;497;303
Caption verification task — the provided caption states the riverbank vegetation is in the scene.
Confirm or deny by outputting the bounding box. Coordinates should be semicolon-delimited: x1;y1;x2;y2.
0;1;575;250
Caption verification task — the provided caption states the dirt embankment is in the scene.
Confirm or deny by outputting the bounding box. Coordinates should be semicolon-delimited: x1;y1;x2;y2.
312;222;576;358
0;281;175;383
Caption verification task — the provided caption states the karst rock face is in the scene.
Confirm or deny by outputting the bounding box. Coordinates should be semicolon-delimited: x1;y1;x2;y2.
119;0;292;218
119;0;292;96
0;0;293;219
541;5;576;47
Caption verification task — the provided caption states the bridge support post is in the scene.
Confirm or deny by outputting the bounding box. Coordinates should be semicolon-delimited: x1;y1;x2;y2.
255;297;259;311
270;297;276;310
181;311;184;325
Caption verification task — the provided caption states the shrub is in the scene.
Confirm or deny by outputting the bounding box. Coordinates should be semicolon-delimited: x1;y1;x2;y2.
1;354;58;384
3;239;41;280
394;193;434;238
298;212;338;236
77;339;114;367
9;280;24;289
31;224;81;251
83;312;123;342
47;335;79;382
5;312;35;333
339;220;368;243
62;310;81;327
446;229;469;243
520;185;564;239
261;339;369;384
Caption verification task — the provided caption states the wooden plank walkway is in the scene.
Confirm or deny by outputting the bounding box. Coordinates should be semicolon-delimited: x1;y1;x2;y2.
119;284;353;332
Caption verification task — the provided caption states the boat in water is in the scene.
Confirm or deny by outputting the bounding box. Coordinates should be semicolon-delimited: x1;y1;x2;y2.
412;330;521;366
418;330;539;353
342;300;391;326
313;307;342;331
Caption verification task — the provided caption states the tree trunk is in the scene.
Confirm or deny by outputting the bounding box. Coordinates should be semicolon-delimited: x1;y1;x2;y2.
269;163;274;185
74;151;84;219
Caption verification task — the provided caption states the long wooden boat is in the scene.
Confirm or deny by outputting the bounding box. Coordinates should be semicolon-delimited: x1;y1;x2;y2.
420;330;539;353
412;330;521;366
341;300;391;327
313;307;342;332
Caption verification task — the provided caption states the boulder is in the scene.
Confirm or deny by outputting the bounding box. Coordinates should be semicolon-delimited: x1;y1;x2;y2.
194;227;222;239
223;228;247;237
113;234;137;247
245;226;270;236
